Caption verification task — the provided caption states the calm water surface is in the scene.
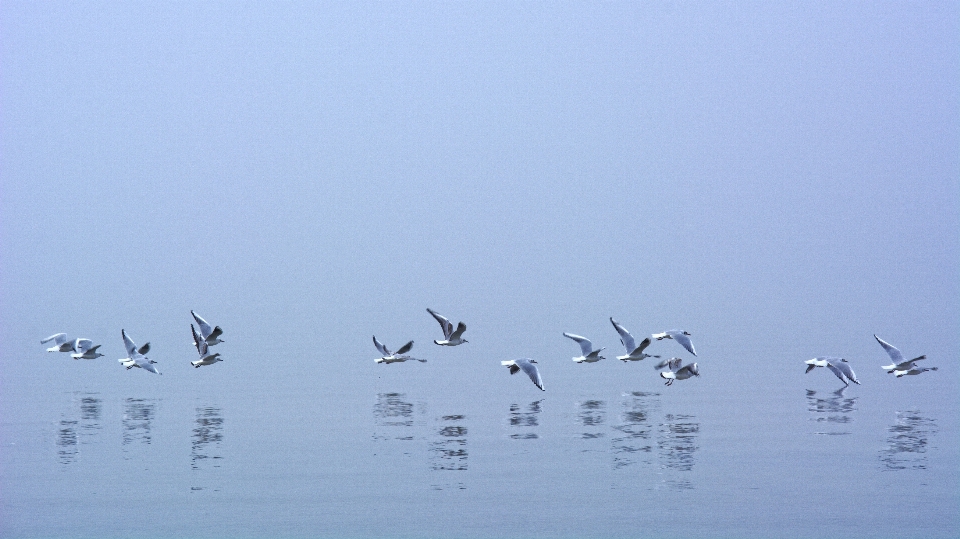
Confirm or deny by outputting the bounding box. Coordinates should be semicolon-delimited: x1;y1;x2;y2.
2;338;957;539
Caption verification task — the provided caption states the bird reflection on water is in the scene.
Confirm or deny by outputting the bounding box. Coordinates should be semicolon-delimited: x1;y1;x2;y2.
57;392;102;465
122;398;156;451
806;388;857;435
191;406;224;471
657;413;700;490
879;410;938;471
576;400;606;441
611;392;659;469
508;400;542;439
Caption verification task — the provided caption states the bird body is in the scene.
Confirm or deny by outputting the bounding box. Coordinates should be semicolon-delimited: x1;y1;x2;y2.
893;367;938;377
191;324;222;368
875;335;927;373
70;339;104;360
660;358;699;386
373;336;424;364
427;308;468;346
610;318;659;361
804;356;858;386
118;329;161;375
563;332;605;363
501;358;544;391
41;333;75;353
191;311;224;346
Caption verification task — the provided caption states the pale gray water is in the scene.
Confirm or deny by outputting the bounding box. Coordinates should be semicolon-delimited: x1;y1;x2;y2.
2;336;958;538
1;2;958;538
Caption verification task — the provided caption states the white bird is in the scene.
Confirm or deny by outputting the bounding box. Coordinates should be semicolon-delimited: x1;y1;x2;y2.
191;311;224;346
563;332;605;363
41;333;76;353
659;358;699;386
426;308;468;346
191;324;222;368
118;329;160;375
875;335;927;373
652;330;697;356
373;336;425;364
501;358;544;391
892;367;938;377
804;356;858;387
610;318;660;362
70;339;104;360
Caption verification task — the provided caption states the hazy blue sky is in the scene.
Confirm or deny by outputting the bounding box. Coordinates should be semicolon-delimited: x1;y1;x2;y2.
2;2;957;392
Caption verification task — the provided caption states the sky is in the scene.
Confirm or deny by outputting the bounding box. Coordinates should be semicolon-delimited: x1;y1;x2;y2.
1;1;957;396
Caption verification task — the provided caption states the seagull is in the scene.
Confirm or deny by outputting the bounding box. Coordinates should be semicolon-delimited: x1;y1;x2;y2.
501;359;544;391
875;335;927;373
373;336;425;364
426;308;467;346
892;367;938;377
610;318;660;362
118;329;160;375
563;332;605;363
41;333;76;353
70;339;104;360
652;330;697;356
659;358;699;386
191;311;224;346
191;324;222;368
804;356;858;387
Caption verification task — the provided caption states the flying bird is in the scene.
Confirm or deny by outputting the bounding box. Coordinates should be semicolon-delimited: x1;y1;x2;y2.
41;333;76;353
804;356;858;387
652;330;697;356
191;311;224;346
892;367;938;377
118;329;160;375
610;318;660;362
426;308;468;346
70;339;104;360
501;358;544;391
373;336;424;364
875;335;928;374
659;358;699;386
563;332;606;363
191;324;222;368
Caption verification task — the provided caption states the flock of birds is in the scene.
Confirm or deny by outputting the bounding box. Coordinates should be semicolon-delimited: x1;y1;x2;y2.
40;311;224;376
41;309;936;391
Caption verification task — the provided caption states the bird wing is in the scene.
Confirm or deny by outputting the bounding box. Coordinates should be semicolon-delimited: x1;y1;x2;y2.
395;341;414;355
192;324;208;356
121;330;138;357
449;322;467;340
825;363;846;383
563;333;594;356
610;318;636;353
631;337;653;356
372;336;388;356
191;311;214;338
41;333;68;345
517;360;544;391
874;335;904;363
427;308;453;339
670;331;697;356
831;359;859;384
75;339;94;353
138;343;150;355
